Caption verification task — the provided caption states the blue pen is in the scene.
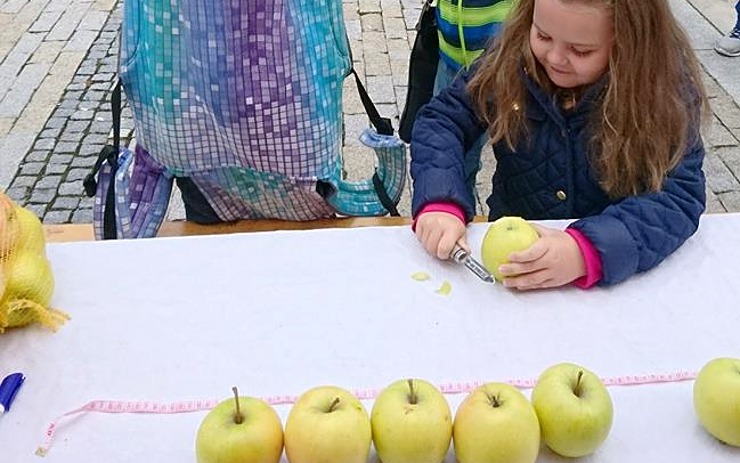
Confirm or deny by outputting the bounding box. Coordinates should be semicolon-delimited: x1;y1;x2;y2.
0;373;25;414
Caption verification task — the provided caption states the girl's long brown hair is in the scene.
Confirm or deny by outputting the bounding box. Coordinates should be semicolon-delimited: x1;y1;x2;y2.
468;0;709;198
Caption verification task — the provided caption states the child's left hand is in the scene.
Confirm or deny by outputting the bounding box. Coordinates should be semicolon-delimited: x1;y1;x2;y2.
497;225;586;290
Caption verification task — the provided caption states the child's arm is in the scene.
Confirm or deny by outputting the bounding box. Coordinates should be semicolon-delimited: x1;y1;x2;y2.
568;136;706;286
410;69;489;223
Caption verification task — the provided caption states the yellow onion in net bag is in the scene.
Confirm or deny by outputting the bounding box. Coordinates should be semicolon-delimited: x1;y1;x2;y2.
0;249;69;332
0;195;14;258
6;205;46;258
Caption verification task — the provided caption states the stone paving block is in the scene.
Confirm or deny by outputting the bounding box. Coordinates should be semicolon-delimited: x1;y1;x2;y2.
359;0;382;13
1;0;27;14
71;155;98;168
30;10;64;33
0;116;12;137
380;4;403;19
72;208;93;223
376;102;398;119
47;4;89;41
59;180;84;195
704;149;739;193
56;141;80;153
710;97;740;130
345;18;361;41
705;116;738;147
30;41;64;65
361;31;388;53
66;168;89;181
366;75;396;103
389;59;408;86
343;114;370;147
361;13;384;32
5;186;31;203
46;0;74;13
20;161;45;175
364;52;391;76
0;33;44;93
9;175;35;188
706;190;727;213
718;190;740;211
30;188;56;204
65;30;99;52
79;9;109;31
386;38;409;60
344;3;359;21
49;153;74;165
0;62;50;117
383;17;407;39
51;196;80;210
37;175;63;189
0;132;34;188
93;0;117;11
45;163;68;175
43;209;72;223
342;145;379;182
716;145;740;179
342;78;365;115
27;150;51;162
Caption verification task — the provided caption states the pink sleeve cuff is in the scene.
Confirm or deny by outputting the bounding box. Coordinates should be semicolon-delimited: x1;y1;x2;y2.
412;202;466;231
565;227;603;289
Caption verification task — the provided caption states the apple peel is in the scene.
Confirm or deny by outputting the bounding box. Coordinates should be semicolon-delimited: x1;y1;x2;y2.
411;271;431;281
435;281;452;296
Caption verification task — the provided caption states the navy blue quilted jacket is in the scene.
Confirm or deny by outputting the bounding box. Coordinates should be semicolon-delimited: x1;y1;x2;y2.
410;70;706;286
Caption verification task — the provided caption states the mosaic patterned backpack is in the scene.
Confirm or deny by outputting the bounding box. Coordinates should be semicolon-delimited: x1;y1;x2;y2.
85;0;406;239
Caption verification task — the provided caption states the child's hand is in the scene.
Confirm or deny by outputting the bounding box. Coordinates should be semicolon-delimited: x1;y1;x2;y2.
498;225;586;290
415;211;468;260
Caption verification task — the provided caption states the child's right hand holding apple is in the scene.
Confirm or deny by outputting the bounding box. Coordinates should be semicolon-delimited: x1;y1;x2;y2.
497;225;586;290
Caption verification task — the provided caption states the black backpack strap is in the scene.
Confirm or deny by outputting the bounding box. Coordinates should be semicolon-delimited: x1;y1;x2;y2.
348;68;400;216
83;79;122;239
350;68;394;136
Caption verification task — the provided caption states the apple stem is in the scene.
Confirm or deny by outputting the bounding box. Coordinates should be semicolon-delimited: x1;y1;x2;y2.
407;379;418;405
328;397;341;413
232;386;244;424
574;371;584;398
488;393;502;408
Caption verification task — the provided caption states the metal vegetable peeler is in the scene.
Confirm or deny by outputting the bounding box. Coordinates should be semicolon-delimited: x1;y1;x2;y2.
451;245;495;283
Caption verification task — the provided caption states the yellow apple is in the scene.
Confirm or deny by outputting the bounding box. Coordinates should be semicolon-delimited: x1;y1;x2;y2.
531;363;613;457
480;216;539;281
284;385;371;463
371;378;452;463
453;382;540;463
195;388;284;463
693;357;740;446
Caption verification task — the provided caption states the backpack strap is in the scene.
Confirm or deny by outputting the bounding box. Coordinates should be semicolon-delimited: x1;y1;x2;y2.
83;79;121;239
348;68;401;216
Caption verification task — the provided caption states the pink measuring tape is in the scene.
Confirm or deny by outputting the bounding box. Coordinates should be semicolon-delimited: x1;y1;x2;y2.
36;370;697;456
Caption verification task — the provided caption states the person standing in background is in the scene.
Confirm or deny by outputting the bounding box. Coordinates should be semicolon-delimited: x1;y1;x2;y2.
433;0;515;201
715;0;740;56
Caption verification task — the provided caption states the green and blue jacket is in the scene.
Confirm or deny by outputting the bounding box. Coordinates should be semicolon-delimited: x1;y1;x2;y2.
436;0;514;70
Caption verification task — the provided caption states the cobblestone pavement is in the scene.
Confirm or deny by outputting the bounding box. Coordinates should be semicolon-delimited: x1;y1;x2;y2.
1;0;740;223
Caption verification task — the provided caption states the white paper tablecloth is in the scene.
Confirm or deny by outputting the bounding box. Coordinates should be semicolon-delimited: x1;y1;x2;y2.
1;214;739;462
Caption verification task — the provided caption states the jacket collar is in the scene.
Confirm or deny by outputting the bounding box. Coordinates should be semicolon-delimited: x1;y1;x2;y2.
521;66;608;127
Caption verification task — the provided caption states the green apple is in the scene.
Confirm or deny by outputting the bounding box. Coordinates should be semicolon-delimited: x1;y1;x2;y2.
284;385;371;463
371;378;452;463
693;357;740;446
480;216;539;281
195;387;284;463
531;363;613;457
453;382;540;463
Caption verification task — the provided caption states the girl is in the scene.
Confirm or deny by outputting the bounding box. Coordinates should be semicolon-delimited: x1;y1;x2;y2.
410;0;709;290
